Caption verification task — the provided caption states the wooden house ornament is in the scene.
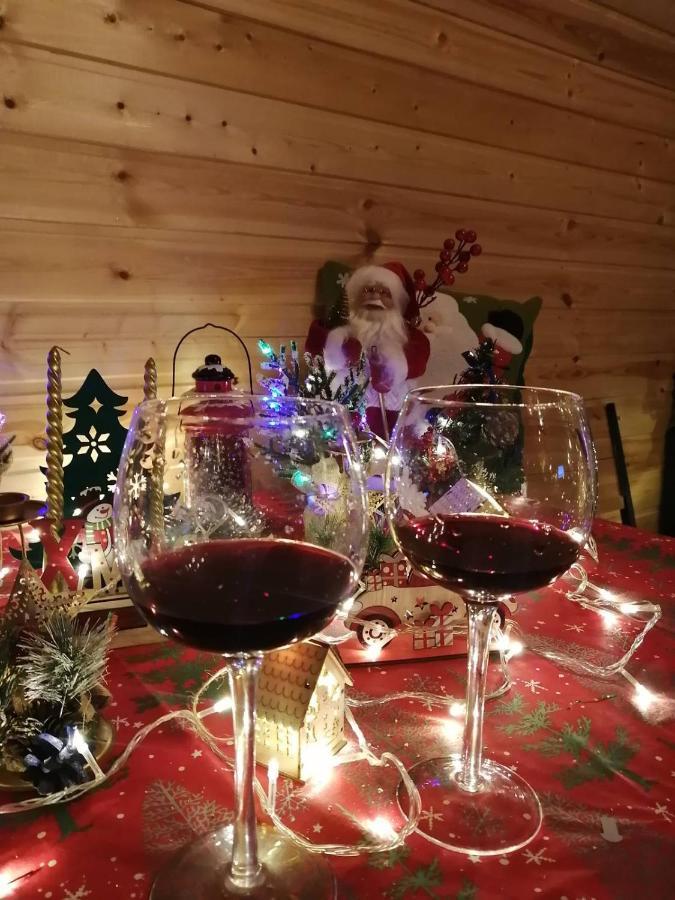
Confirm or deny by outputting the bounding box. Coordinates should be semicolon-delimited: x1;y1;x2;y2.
255;641;352;781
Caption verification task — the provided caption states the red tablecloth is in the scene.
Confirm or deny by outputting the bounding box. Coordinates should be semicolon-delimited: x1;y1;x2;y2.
2;521;674;899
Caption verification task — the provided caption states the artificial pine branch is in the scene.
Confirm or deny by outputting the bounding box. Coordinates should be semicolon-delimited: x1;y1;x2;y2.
17;613;114;714
365;522;396;573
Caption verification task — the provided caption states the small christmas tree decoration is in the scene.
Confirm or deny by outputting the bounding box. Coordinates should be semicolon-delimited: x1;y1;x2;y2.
255;641;352;782
455;338;499;385
61;370;129;521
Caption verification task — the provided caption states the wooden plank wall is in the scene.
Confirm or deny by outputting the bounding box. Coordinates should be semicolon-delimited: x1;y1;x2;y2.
0;0;674;529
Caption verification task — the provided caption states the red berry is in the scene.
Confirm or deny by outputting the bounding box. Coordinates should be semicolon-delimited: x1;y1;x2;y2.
464;229;477;243
459;250;471;263
470;243;482;256
443;238;455;250
413;268;425;280
456;261;469;273
440;249;451;262
414;279;426;291
435;261;444;272
441;269;455;285
455;228;465;241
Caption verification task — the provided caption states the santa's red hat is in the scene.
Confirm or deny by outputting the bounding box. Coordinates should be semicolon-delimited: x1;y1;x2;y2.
346;262;418;321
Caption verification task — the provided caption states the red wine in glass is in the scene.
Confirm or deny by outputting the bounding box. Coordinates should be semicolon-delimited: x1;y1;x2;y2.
139;539;357;653
396;514;580;597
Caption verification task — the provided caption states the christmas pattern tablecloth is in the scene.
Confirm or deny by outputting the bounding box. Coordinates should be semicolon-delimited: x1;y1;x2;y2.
1;520;674;899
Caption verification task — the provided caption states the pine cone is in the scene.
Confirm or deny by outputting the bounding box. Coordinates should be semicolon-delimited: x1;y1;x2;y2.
484;411;520;448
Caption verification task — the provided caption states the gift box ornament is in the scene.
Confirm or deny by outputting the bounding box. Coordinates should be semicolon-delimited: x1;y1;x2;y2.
255;641;352;782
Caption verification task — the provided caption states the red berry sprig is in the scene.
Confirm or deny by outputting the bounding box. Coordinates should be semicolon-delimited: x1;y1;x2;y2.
413;229;482;321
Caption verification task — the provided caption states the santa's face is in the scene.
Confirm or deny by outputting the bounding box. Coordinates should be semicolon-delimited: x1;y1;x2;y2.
357;282;395;313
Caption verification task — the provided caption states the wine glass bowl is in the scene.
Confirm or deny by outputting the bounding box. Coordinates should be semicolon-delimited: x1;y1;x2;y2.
386;385;596;855
114;394;368;898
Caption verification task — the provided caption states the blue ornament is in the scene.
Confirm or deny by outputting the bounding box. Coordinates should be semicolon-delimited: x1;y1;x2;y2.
23;726;88;795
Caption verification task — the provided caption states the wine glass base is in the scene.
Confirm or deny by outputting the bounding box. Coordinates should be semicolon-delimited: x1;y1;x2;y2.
149;824;336;899
398;755;542;856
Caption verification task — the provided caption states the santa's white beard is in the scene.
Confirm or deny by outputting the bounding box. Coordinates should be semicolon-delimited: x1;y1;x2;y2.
350;306;408;351
323;304;411;410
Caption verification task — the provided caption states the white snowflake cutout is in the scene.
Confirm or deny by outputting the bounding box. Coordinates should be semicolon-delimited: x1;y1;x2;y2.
76;425;111;462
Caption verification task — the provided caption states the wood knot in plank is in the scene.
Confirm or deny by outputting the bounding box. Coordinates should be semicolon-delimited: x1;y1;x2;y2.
115;169;130;182
3;96;16;109
0;15;5;30
104;12;117;24
561;292;573;308
364;227;382;252
436;31;448;48
117;269;131;280
117;100;125;110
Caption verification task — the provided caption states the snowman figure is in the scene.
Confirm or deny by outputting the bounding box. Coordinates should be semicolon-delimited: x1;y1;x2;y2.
421;296;524;386
76;499;120;592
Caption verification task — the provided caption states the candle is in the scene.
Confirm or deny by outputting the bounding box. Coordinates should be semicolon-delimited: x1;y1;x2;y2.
143;357;158;402
45;346;68;539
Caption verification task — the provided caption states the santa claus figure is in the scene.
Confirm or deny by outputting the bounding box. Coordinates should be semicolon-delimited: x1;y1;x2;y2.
306;262;430;436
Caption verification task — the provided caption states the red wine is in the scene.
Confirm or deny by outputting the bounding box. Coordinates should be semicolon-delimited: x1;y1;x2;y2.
396;514;579;596
135;539;357;653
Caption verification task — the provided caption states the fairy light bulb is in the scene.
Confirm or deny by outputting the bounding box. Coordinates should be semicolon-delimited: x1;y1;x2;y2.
633;683;656;713
212;696;231;714
302;741;336;790
0;871;15;898
366;816;396;841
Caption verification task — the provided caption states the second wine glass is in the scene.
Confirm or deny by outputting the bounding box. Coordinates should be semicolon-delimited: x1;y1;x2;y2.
385;385;596;855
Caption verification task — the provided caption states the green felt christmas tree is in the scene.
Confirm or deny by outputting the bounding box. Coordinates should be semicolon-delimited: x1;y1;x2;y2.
60;370;129;518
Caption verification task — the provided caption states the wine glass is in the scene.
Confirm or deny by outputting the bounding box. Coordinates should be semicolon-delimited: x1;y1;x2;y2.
114;394;368;899
385;385;596;855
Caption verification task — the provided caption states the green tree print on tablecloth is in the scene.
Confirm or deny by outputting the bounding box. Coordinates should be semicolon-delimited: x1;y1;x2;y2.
524;718;654;790
125;644;225;712
370;845;476;898
494;694;652;791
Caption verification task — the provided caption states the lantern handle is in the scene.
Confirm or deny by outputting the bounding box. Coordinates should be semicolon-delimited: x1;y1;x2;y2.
171;323;253;395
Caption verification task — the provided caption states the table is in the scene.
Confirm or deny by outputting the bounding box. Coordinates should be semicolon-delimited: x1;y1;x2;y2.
1;520;674;899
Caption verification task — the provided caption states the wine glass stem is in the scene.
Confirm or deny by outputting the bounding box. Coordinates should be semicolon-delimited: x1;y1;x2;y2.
227;654;264;892
460;600;497;793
